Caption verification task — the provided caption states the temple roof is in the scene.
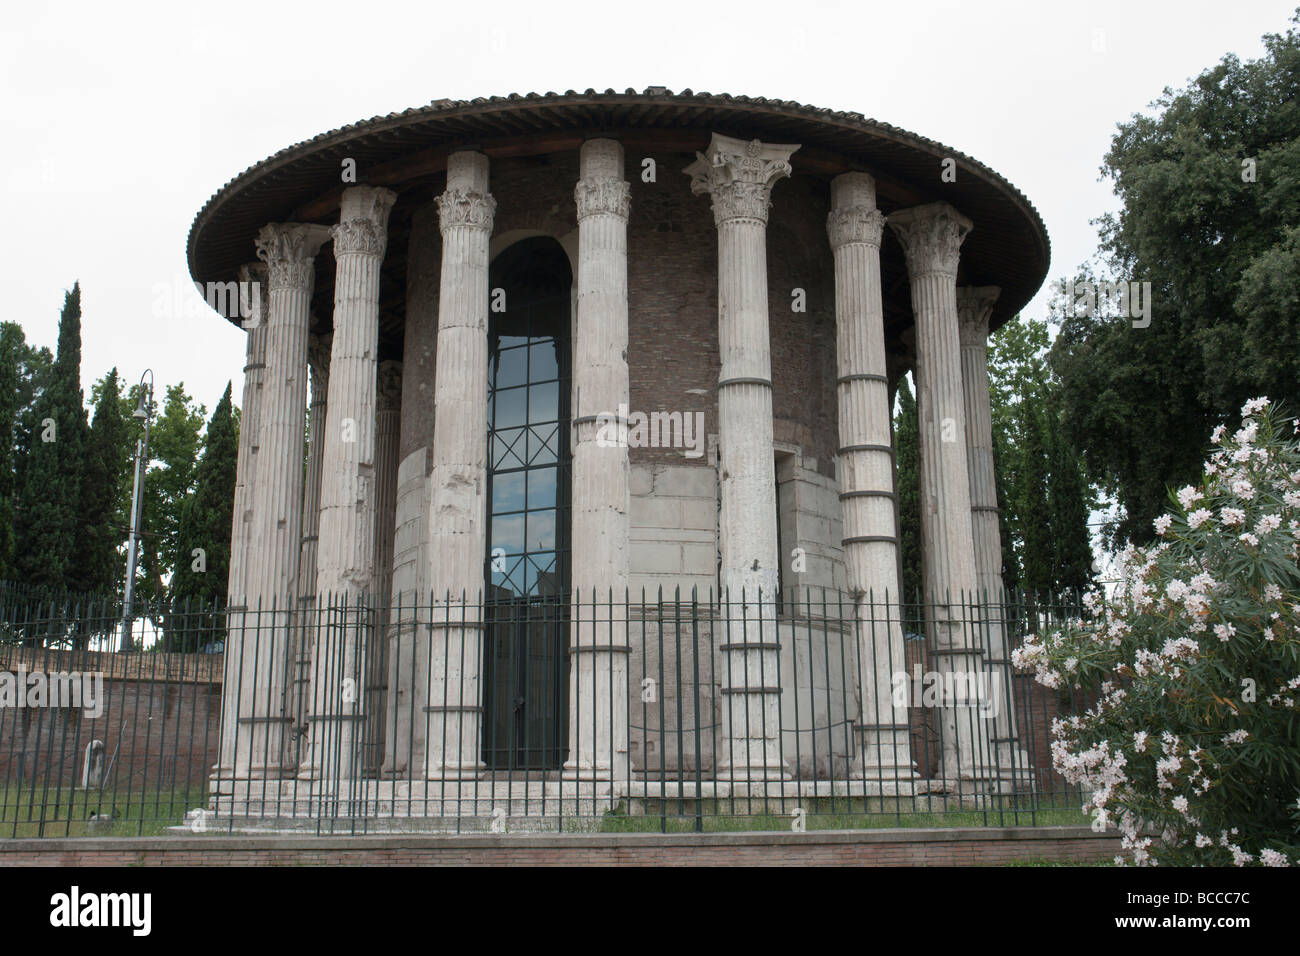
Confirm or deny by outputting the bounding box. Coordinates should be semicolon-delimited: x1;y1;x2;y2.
188;87;1050;333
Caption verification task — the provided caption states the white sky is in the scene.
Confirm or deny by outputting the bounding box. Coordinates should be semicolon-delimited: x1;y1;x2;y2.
2;0;1295;415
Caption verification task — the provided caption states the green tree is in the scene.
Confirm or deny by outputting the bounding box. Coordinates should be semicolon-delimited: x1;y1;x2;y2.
0;323;26;580
15;285;88;590
1051;12;1300;546
170;383;238;649
1013;402;1054;595
74;369;130;596
129;383;206;612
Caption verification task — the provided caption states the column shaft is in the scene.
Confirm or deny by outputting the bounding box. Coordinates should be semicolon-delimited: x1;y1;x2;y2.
301;186;394;784
889;203;992;784
566;138;631;781
369;360;402;774
686;132;798;781
425;152;494;778
957;286;1028;785
827;173;916;788
229;223;328;779
216;263;266;782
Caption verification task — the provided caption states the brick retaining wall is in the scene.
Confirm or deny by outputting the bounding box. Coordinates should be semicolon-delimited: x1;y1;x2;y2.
0;826;1117;866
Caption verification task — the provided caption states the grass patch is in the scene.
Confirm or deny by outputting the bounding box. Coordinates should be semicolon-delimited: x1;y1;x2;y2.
0;784;208;837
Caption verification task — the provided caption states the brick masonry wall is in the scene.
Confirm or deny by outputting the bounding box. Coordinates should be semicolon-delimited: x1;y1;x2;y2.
0;826;1118;866
0;649;221;794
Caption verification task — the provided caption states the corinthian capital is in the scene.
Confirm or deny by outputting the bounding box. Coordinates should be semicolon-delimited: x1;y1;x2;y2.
436;188;496;233
575;179;631;221
827;206;886;250
827;171;885;249
887;202;973;279
684;132;800;226
255;223;331;291
332;186;397;257
956;286;1001;346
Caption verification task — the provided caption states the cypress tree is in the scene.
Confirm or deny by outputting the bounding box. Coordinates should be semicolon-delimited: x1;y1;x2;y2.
1014;401;1054;596
15;284;88;590
0;323;24;581
1048;406;1094;596
75;369;129;595
171;384;238;649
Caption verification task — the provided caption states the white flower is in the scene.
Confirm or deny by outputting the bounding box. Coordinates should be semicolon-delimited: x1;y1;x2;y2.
1241;397;1270;417
1257;514;1282;535
1195;833;1212;848
1232;479;1256;499
1220;507;1246;527
1133;730;1148;753
1177;485;1204;510
1213;623;1236;642
1171;795;1189;815
1222;729;1249;744
1240;532;1260;547
1236;421;1259;444
1187;508;1212;529
1260;849;1290;867
1154;514;1173;535
1211;424;1227;443
1264;583;1283;601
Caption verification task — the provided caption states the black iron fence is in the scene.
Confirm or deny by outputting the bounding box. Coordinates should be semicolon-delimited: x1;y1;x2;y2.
0;580;1090;836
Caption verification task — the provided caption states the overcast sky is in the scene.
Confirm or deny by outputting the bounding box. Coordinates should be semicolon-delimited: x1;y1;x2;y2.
2;0;1295;416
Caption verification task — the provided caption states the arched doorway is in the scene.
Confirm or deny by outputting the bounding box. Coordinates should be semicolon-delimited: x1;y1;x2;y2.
482;236;572;771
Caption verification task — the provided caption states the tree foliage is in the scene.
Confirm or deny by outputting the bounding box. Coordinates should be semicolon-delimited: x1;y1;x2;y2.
15;285;87;590
1050;12;1300;546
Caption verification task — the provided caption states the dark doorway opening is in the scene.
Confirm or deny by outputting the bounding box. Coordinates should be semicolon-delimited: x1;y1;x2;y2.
482;237;572;772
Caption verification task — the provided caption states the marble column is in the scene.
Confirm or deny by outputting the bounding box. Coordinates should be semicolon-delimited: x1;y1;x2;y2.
826;173;917;789
230;223;329;779
565;138;631;781
300;185;395;784
369;359;402;773
888;202;992;783
957;285;1028;783
424;151;494;779
299;332;331;609
216;262;267;782
686;132;798;781
290;332;330;752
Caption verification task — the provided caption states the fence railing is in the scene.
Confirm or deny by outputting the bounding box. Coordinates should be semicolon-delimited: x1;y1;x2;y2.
0;581;1090;836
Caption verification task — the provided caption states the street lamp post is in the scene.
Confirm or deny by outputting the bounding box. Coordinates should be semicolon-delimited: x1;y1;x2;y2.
120;369;154;652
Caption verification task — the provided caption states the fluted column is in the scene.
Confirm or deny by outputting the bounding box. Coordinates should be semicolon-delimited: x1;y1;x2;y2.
299;333;331;610
300;185;395;784
957;285;1027;784
565;138;631;782
686;132;798;781
827;173;917;790
216;262;267;782
290;332;330;751
229;223;328;779
424;151;494;779
369;359;402;773
888;202;991;783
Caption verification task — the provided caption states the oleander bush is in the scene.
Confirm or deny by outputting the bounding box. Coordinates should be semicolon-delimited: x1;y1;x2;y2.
1014;398;1300;866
